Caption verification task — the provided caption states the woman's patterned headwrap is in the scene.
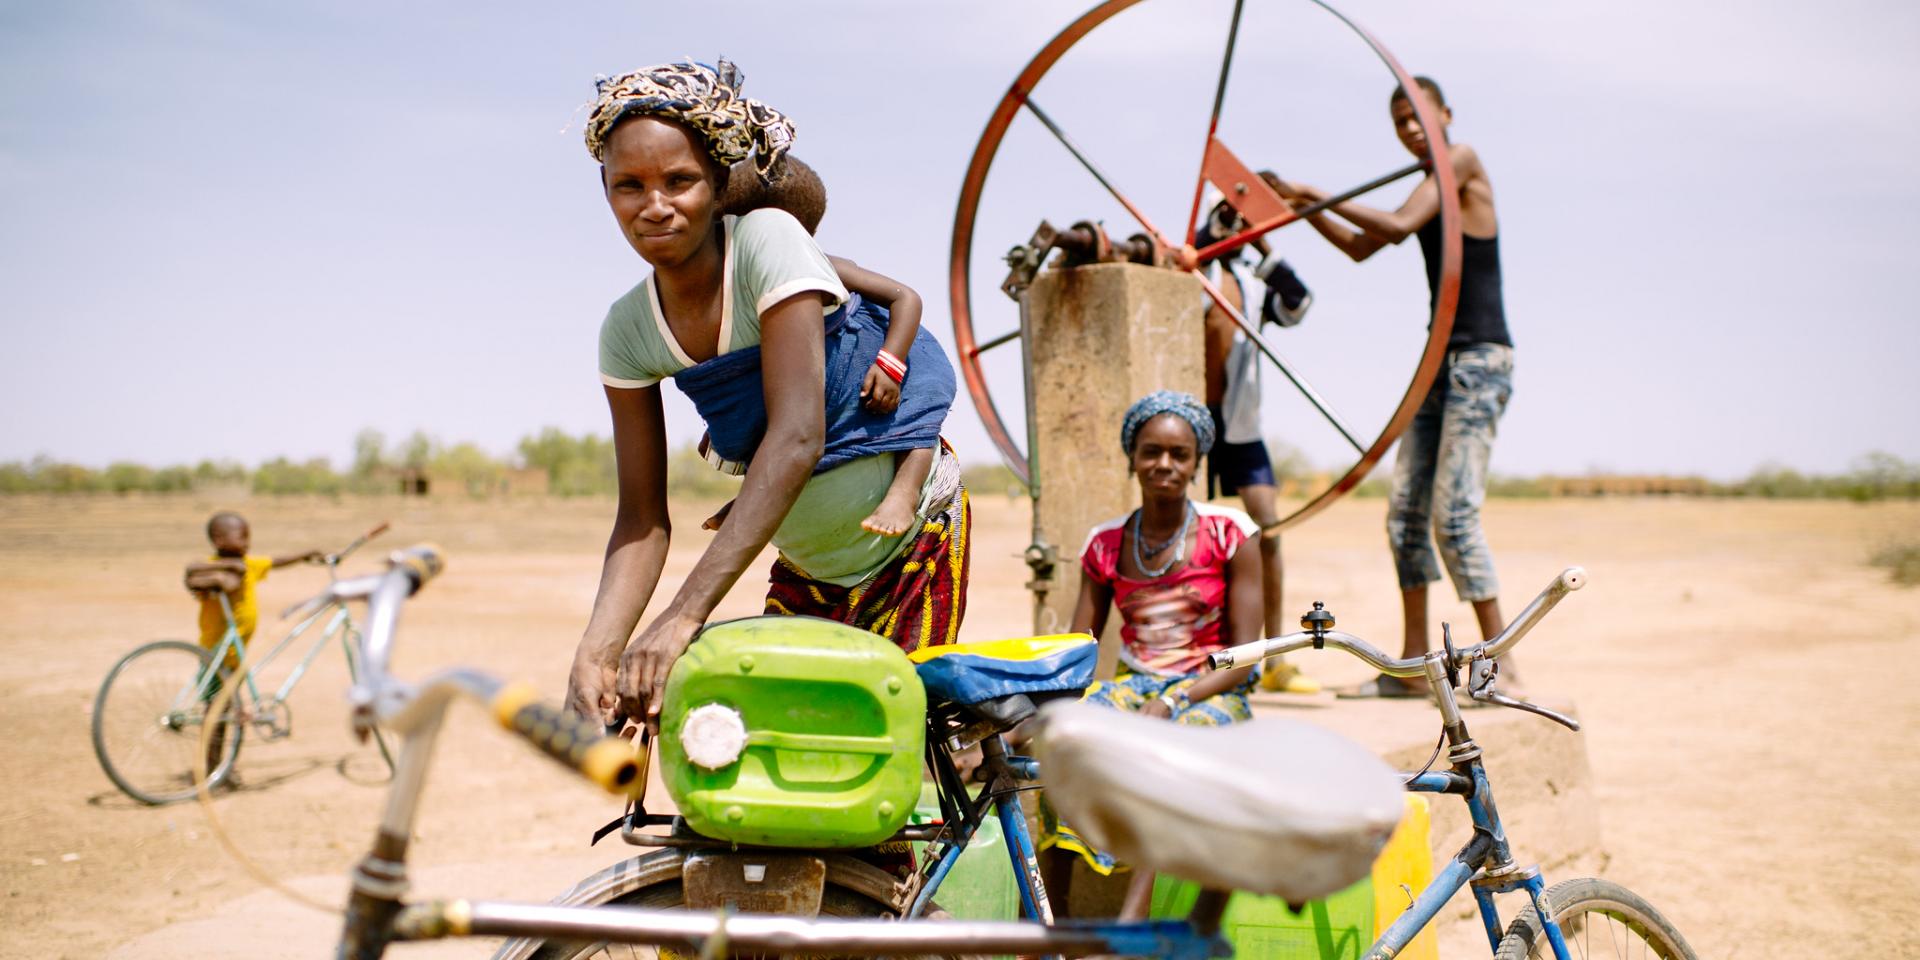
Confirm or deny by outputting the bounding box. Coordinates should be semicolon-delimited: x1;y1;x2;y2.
584;59;795;181
1120;390;1216;456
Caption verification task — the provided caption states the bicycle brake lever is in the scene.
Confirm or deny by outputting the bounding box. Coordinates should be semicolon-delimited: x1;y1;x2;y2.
1467;658;1581;731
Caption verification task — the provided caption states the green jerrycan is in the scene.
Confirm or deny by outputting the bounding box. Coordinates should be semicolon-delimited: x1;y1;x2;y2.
659;616;926;848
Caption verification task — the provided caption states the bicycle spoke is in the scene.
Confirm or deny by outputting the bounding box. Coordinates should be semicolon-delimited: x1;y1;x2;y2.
1018;94;1173;247
1193;159;1427;263
1185;0;1249;244
1194;271;1365;454
970;328;1021;357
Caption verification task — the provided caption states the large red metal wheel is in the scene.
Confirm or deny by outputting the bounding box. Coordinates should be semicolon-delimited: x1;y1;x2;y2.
948;0;1460;533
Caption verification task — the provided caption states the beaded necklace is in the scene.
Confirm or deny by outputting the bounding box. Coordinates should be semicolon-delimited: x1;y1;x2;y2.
1129;501;1195;579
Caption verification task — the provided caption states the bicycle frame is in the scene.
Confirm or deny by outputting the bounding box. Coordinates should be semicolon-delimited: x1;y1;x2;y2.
1201;569;1590;960
192;593;359;715
1368;667;1571;960
910;713;1055;923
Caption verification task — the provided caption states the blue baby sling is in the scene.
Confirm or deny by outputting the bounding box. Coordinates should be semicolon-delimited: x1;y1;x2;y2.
671;293;954;474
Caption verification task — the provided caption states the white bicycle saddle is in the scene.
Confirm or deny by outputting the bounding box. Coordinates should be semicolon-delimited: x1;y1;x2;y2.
1032;701;1405;902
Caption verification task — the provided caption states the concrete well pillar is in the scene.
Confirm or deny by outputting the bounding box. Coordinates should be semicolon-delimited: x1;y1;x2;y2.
1024;262;1205;662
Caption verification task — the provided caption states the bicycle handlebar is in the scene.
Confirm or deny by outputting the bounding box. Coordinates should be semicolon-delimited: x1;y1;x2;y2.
490;682;642;795
389;543;444;594
1209;628;1423;676
1472;566;1585;661
326;521;392;568
293;543;639;798
1208;567;1587;675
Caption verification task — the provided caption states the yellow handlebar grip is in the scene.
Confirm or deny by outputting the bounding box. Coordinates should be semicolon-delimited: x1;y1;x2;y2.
490;682;640;796
393;543;446;594
579;738;641;794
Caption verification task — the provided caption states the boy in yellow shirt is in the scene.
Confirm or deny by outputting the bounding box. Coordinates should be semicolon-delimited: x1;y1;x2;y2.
184;511;320;665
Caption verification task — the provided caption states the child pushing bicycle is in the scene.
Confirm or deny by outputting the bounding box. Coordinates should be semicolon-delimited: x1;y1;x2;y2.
92;516;393;804
183;511;321;667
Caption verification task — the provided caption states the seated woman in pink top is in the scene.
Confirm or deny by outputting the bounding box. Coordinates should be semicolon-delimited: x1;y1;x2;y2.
1043;389;1262;883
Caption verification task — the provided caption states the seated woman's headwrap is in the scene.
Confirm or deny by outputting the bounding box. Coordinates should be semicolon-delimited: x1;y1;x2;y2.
1120;390;1216;456
583;59;796;181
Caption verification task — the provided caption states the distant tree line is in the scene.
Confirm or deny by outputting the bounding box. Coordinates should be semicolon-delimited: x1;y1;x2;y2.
968;448;1920;503
0;427;735;499
1;437;1914;502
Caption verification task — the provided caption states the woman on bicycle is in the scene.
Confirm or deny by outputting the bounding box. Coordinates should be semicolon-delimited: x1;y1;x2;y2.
565;60;969;731
1044;390;1261;887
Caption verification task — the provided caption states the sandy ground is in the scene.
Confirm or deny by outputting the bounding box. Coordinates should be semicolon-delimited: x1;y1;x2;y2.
1;493;1917;959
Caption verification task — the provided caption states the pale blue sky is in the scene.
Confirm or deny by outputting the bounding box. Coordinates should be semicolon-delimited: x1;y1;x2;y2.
3;0;1916;479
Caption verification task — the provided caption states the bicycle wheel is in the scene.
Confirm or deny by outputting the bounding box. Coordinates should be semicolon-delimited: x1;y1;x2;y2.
507;849;967;960
1493;878;1697;960
91;640;244;805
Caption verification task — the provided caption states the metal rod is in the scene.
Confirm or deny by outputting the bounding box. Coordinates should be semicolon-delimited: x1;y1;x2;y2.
971;328;1021;356
1018;94;1173;247
1194;160;1426;264
461;901;1118;955
378;710;444;841
1019;294;1041;498
1018;291;1057;633
1469;567;1586;662
1212;568;1589;676
1193;271;1365;453
1207;0;1246;136
1210;628;1425;678
1368;834;1493;959
270;608;342;703
1186;0;1249;244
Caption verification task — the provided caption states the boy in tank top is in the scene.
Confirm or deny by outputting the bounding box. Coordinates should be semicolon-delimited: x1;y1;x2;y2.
1269;76;1519;698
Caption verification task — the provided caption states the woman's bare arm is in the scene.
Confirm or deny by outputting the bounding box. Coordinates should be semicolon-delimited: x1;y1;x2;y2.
1281;144;1485;259
615;291;829;724
1175;537;1261;702
1070;572;1116;679
567;384;673;723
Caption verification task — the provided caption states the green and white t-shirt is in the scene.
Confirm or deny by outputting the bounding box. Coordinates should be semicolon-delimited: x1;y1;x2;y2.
596;209;917;586
599;209;849;387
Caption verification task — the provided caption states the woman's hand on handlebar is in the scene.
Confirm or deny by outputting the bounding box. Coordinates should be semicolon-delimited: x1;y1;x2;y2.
566;648;622;729
616;611;702;731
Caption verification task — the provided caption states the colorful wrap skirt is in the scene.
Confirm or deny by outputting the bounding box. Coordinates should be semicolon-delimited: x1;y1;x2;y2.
1040;670;1257;875
763;451;970;654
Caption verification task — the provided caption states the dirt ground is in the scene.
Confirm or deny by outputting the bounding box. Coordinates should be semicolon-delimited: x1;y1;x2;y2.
1;493;1916;959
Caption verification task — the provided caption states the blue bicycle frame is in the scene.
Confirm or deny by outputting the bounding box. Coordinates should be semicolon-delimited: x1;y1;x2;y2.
908;708;1575;960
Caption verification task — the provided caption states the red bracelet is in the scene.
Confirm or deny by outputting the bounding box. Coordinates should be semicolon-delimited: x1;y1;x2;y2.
874;349;907;384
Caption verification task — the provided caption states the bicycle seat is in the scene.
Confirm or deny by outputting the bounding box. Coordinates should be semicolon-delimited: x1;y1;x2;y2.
1033;701;1404;902
911;634;1096;732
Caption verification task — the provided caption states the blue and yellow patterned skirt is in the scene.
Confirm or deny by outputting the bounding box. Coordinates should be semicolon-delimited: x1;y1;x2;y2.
1040;670;1256;874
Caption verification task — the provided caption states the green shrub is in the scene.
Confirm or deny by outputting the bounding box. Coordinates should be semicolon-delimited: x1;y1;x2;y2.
1869;540;1920;587
960;461;1026;499
521;427;617;496
1486;474;1553;498
253;457;342;495
666;441;739;499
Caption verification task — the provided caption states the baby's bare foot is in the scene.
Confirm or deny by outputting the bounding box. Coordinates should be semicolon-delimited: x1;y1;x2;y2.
702;500;734;531
860;500;914;537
